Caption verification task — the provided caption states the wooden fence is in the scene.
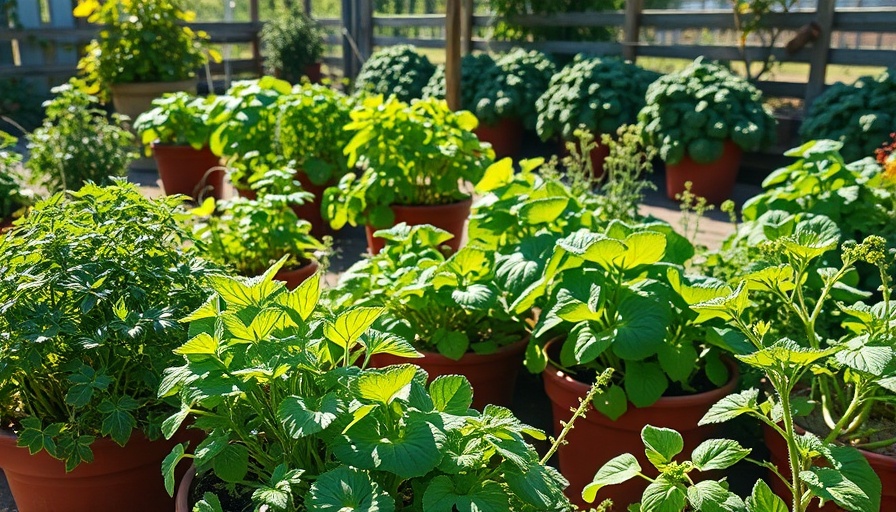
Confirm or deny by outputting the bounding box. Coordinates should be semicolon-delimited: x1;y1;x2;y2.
1;0;895;108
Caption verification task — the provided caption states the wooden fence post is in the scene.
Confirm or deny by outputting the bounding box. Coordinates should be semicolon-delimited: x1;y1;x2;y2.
341;0;357;79
805;0;836;109
445;0;461;110
357;0;373;61
249;0;262;76
460;0;473;55
623;0;643;62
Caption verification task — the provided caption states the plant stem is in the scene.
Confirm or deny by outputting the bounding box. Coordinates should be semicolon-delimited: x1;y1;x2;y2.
540;368;613;465
777;375;806;512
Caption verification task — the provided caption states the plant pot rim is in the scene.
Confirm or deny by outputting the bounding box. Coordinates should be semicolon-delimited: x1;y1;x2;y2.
175;463;197;512
390;197;473;211
110;78;199;89
543;337;739;408
411;335;529;364
149;142;211;150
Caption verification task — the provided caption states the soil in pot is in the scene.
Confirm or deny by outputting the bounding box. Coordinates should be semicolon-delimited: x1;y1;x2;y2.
542;340;739;509
151;144;224;201
665;140;743;207
177;465;253;512
365;199;472;255
474;117;524;159
0;428;197;512
272;260;319;290
368;338;528;411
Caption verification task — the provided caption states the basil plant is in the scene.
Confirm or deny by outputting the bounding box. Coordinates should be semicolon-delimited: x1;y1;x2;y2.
328;223;531;360
160;260;572;511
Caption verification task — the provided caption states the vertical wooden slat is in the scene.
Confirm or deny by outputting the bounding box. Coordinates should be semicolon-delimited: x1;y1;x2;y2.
250;0;262;76
445;0;460;110
805;0;836;108
358;0;373;61
460;0;473;55
623;0;643;62
341;0;356;79
304;0;313;15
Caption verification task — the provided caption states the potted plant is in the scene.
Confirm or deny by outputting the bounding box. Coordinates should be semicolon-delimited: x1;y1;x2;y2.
160;264;574;511
353;44;436;102
327;223;532;410
800;68;896;162
696;214;896;509
0;180;219;512
261;6;325;84
25;81;136;193
536;56;659;177
276;83;355;237
134;92;224;200
0;131;33;228
73;0;213;122
190;172;326;290
638;57;776;205
207;76;294;193
323;95;495;254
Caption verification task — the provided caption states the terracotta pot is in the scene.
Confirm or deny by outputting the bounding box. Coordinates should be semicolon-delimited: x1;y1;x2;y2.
151;144;224;201
369;338;528;411
474;117;524;158
665;140;743;206
236;187;256;200
174;463;196;512
293;171;330;239
365;199;472;255
763;423;895;511
274;63;323;85
543;339;739;509
559;135;610;183
110;79;198;126
273;260;319;290
0;428;195;512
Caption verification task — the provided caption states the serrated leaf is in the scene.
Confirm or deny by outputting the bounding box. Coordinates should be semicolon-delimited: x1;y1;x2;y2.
356;364;417;405
101;408;135;446
307;466;395;512
692;438;750;471
642;425;683;467
505;464;569;510
641;476;687;512
613;293;670;360
174;332;218;355
162;443;187;496
687;480;740;511
475;158;514;193
699;389;760;425
278;272;321;322
615;231;667;270
746;480;787;512
423;475;509;512
333;412;444;478
429;376;473;414
213;443;249;483
518;197;569;225
324;307;384;352
278;393;344;438
582;453;641;503
593;384;628;420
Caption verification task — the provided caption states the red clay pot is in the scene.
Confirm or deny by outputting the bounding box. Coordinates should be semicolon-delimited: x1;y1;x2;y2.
175;463;196;512
543;340;739;509
273;260;319;290
665;140;743;206
369;338;528;411
151;144;225;201
365;199;472;255
293;171;330;239
0;429;195;512
763;423;895;511
474;117;524;158
274;63;323;84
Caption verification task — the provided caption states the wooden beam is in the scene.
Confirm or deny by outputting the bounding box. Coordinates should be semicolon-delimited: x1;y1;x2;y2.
623;0;643;62
445;0;460;110
806;0;836;107
460;0;473;55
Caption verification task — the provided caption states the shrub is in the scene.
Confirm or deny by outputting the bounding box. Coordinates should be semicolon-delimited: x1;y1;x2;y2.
353;44;435;102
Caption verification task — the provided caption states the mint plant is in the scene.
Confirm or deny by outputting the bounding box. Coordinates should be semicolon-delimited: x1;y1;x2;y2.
133;92;215;152
329;223;530;360
0;180;218;470
323;95;494;229
160;262;573;511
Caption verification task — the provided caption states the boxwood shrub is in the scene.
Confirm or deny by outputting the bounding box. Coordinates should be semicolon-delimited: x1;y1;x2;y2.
354;44;435;102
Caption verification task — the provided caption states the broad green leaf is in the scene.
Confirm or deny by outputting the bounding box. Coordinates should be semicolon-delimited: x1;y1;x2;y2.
615;231;667;271
624;361;668;408
691;281;750;322
278;271;321;322
174;332;218;355
809;445;881;512
423;475;509;512
518;197;569;225
194;493;224;512
278;393;344;438
356;364;417;405
657;342;698;384
699;389;760;425
582;454;641;503
16;418;57;457
101;408;135;446
505;464;569;510
324;307;384;352
209;273;280;309
363;330;421;359
741;264;795;294
213;443;249;483
433;329;470;361
593;384;628;420
738;338;836;372
641;476;687;512
834;335;893;376
691;438;750;471
780;216;840;261
181;294;221;323
745;480;787;512
452;284;496;310
666;267;732;307
569;322;612;365
307;466;395;512
687;480;741;512
475;157;514;193
613;293;670;361
162;443;187;496
642;425;683;467
333;412;444;478
429;376;473;414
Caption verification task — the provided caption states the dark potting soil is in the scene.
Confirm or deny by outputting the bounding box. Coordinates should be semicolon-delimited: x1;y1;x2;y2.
190;471;253;512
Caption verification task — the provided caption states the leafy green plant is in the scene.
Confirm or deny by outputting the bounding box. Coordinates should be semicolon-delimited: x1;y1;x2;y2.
800;68;896;162
207;76;293;188
0;180;219;470
261;7;324;83
330;223;531;360
74;0;212;100
536;56;659;142
488;0;622;43
423;53;501;122
133;91;215;154
639;57;776;164
159;263;573;511
276;83;354;186
353;44;435;102
322;95;494;229
0;131;33;221
191;186;324;277
25;82;136;193
508;219;736;420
